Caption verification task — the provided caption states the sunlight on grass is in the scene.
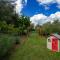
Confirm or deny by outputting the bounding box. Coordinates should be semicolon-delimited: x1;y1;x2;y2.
9;32;60;60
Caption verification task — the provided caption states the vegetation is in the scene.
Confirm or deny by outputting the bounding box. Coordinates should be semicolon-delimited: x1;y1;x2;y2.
0;0;31;59
9;32;60;60
0;0;60;60
0;34;20;59
36;20;60;36
0;0;31;35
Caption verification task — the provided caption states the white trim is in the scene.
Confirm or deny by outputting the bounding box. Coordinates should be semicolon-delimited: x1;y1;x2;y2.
47;37;52;50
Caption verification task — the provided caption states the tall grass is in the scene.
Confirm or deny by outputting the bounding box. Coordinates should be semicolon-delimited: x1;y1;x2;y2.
0;33;20;59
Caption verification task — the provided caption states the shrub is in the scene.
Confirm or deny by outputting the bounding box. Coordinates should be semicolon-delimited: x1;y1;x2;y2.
0;34;20;59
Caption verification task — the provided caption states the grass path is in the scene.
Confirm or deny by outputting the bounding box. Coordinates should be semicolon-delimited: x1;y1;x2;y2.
9;32;60;60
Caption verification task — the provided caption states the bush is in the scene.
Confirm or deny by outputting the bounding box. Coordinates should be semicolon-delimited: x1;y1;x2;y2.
15;36;20;44
0;34;20;59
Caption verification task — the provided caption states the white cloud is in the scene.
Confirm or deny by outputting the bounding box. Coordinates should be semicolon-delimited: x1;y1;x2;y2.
56;0;60;9
15;0;27;15
36;0;55;5
30;11;60;26
15;0;23;15
56;0;60;4
43;5;50;10
54;11;60;19
37;0;60;4
36;0;55;10
25;0;27;5
48;12;60;23
50;12;60;19
36;0;60;9
30;14;47;25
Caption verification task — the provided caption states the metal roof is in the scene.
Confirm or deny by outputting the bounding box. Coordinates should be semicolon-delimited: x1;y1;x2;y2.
51;34;60;39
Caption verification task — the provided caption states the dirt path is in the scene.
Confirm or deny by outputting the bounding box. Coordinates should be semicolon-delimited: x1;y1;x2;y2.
6;33;60;60
20;35;28;45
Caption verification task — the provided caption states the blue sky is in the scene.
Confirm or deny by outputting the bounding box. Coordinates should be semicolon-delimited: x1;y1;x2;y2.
16;0;60;25
21;0;60;17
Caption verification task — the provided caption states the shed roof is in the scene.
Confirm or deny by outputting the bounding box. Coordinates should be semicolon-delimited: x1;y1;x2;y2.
51;34;60;40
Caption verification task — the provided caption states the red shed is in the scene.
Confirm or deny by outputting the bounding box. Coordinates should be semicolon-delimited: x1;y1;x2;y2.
47;34;60;52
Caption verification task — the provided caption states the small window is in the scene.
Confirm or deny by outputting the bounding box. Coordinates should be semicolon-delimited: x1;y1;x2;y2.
48;39;51;42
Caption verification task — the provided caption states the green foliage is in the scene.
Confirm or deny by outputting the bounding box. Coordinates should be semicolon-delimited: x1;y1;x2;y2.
9;33;60;60
0;1;15;23
36;20;60;36
0;34;20;59
0;0;31;34
0;0;31;59
15;16;31;35
43;20;60;34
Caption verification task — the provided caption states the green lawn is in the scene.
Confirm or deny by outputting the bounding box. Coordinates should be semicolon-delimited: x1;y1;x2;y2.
9;32;60;60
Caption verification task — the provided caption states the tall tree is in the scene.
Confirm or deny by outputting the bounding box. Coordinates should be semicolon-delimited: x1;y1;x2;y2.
0;0;16;24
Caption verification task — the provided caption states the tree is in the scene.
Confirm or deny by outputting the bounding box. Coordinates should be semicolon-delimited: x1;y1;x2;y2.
0;0;31;35
15;16;30;35
0;0;16;24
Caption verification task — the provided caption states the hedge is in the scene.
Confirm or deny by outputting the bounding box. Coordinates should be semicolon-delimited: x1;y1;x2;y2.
0;34;20;59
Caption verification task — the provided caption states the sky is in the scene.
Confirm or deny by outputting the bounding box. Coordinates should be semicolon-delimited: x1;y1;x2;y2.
15;0;60;25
